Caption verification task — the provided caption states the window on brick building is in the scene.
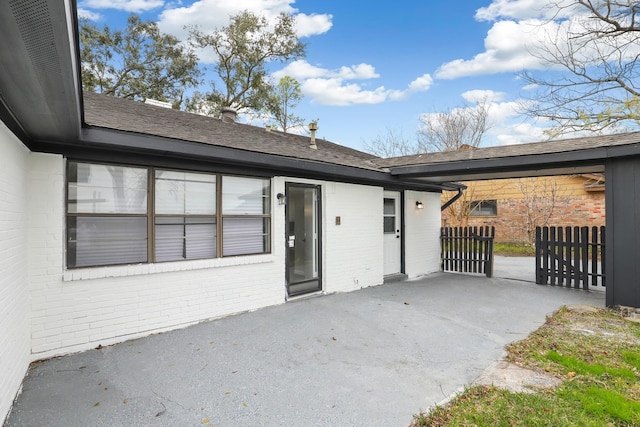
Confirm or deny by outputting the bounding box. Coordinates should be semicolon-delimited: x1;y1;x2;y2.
468;200;497;217
66;161;271;268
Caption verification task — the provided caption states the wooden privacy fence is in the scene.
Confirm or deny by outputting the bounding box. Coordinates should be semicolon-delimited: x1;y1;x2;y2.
535;226;605;290
441;226;495;277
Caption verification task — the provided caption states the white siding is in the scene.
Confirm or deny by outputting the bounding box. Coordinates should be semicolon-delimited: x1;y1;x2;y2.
404;191;442;278
0;122;30;424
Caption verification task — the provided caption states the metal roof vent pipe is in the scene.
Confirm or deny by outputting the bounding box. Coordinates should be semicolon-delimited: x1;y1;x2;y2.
309;121;318;150
221;107;237;123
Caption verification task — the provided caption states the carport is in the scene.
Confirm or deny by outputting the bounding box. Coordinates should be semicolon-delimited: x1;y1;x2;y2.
377;132;640;308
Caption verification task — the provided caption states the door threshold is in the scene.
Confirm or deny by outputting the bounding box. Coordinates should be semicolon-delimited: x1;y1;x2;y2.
384;273;408;283
286;290;325;302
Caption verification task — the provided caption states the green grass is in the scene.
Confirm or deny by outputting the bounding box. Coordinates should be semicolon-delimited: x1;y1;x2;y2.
544;350;637;380
411;307;640;427
560;384;640;424
493;242;535;256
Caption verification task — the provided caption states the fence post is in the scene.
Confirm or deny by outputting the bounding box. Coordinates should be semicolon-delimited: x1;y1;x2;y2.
542;227;549;285
485;226;495;278
564;226;572;287
600;226;606;288
572;226;580;289
579;226;588;290
479;226;486;275
535;227;542;284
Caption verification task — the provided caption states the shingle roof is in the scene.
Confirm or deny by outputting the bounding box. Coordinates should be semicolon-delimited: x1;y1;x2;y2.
375;132;640;168
83;92;382;172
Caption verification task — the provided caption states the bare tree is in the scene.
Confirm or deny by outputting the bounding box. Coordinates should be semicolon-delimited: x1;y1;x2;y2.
507;178;568;245
363;128;424;157
441;184;479;227
417;101;491;152
521;0;640;136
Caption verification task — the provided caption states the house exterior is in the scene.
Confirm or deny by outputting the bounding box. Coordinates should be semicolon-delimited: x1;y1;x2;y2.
1;82;451;427
0;2;463;421
441;174;606;243
5;1;640;424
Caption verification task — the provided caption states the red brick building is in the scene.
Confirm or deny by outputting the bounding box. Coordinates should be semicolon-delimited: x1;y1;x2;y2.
442;174;605;244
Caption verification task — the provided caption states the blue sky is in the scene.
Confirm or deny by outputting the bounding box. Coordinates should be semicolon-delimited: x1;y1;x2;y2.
77;0;594;152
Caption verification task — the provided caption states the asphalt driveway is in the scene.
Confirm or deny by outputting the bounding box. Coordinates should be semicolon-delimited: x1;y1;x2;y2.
5;272;604;427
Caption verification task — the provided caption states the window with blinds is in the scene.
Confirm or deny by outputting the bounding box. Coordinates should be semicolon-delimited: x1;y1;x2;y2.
222;176;271;256
66;161;271;268
67;163;148;268
154;170;217;262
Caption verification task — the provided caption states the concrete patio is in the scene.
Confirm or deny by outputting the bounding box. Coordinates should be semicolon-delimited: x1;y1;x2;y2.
5;272;604;427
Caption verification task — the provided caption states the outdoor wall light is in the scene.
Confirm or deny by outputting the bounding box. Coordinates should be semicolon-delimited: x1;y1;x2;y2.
277;193;286;205
415;201;424;209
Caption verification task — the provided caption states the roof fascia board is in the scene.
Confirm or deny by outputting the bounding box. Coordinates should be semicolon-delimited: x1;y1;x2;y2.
604;142;640;158
390;148;611;178
31;126;449;192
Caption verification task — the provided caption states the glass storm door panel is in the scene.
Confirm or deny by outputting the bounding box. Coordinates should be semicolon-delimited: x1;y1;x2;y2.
383;191;402;275
286;184;321;296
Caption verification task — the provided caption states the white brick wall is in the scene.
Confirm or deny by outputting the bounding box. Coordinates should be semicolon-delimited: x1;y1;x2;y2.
0;122;30;424
29;158;287;358
404;191;442;278
25;165;441;361
272;177;385;294
322;182;384;292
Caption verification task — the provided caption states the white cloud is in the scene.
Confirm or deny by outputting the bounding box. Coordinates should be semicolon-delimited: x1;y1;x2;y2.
494;122;547;145
275;60;431;106
462;89;505;103
81;0;164;13
435;19;547;79
408;74;433;92
484;98;549;145
438;0;640;80
475;0;577;21
275;61;379;81
302;78;391;106
338;63;379;80
295;13;333;38
273;60;329;79
77;8;102;21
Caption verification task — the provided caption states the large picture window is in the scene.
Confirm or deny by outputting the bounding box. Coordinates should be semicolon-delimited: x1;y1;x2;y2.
66;161;271;268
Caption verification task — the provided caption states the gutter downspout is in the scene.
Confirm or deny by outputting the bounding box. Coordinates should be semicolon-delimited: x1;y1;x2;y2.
441;187;464;211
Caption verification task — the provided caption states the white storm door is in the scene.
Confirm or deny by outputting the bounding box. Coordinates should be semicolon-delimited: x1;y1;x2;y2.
383;191;401;275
